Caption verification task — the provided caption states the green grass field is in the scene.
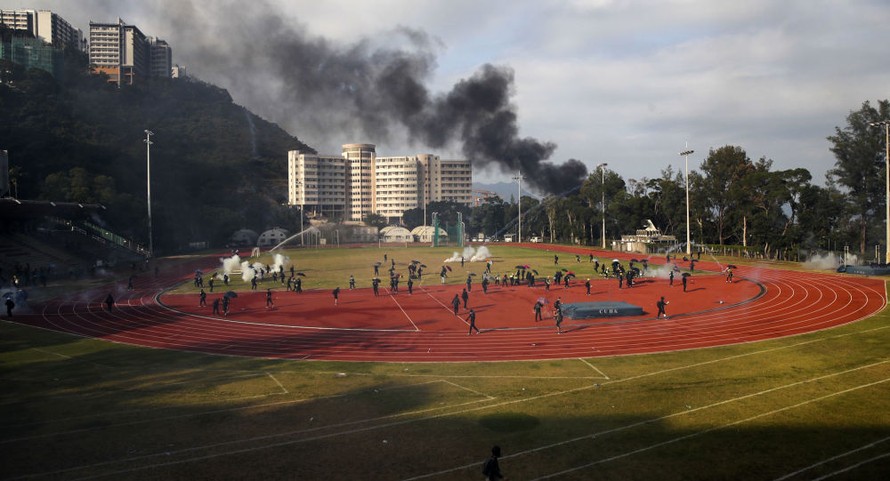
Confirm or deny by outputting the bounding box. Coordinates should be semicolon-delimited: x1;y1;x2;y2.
2;246;889;480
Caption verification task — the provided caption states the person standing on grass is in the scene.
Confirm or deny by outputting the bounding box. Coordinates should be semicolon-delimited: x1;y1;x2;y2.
333;287;340;305
482;445;507;481
440;266;448;284
467;309;480;335
349;275;356;290
295;277;302;293
461;288;469;309
656;296;668;319
452;293;461;315
208;276;215;292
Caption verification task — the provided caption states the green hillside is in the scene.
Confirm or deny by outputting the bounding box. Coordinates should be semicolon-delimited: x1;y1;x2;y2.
0;52;313;253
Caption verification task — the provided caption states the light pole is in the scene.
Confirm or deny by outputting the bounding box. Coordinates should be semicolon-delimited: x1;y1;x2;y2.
597;163;608;249
869;120;890;264
295;180;304;247
513;169;523;243
144;130;154;258
679;147;694;256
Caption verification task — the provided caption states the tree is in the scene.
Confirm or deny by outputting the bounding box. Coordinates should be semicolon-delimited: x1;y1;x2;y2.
827;99;890;255
364;212;388;230
698;146;755;246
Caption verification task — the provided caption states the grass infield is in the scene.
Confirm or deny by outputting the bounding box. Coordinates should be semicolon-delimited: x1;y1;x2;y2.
2;245;889;480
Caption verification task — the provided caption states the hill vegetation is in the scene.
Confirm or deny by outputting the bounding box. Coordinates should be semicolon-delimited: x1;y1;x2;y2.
0;52;313;253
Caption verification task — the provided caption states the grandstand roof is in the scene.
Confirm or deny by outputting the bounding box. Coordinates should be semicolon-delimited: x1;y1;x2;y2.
0;198;105;220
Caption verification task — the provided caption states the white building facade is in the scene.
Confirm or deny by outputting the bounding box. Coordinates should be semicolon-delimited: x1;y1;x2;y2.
0;9;84;51
288;144;472;224
89;19;171;84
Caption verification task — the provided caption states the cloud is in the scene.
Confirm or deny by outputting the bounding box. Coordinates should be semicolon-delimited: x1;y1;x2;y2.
4;0;890;187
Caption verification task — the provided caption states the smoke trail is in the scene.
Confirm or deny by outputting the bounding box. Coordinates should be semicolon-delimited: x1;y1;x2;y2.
137;0;588;194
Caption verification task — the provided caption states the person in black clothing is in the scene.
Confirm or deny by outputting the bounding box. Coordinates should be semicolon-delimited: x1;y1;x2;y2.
199;288;207;307
585;278;591;295
333;287;340;305
266;288;274;309
461;288;469;309
212;297;220;315
682;274;688;292
482;445;506;481
295;277;302;293
208;276;215;292
372;278;380;296
451;293;461;315
533;300;543;321
467;309;480;335
5;297;14;317
104;293;114;312
407;277;413;295
656;296;668;319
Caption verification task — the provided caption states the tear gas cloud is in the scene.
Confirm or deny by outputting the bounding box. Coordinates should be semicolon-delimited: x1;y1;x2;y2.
444;246;492;263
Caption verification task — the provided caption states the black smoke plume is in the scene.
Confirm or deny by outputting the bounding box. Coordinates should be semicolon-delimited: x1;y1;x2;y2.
97;0;590;194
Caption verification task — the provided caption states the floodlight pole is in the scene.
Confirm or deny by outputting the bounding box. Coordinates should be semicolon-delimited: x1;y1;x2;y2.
870;120;890;264
597;163;608;249
144;130;154;258
513;169;523;243
680;146;694;256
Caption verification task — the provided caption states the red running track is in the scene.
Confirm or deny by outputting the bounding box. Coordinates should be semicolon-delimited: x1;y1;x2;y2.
14;257;888;362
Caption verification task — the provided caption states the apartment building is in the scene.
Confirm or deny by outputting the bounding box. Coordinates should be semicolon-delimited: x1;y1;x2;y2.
149;37;172;78
288;144;472;224
0;9;84;51
89;19;171;84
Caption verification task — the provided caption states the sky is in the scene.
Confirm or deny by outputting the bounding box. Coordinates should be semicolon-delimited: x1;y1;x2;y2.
5;0;889;193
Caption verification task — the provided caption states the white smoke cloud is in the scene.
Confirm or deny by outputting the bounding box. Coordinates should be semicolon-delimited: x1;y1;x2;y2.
444;246;492;263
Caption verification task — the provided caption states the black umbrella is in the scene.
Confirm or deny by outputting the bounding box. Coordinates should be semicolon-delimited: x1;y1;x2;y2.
420;264;427;268
727;264;738;269
514;264;526;269
374;262;382;266
630;258;639;263
532;269;539;275
565;273;576;280
296;272;307;277
224;291;238;298
469;273;477;276
682;272;692;277
411;259;421;264
561;268;568;272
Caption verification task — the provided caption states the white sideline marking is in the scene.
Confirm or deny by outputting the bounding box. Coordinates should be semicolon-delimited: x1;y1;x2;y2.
578;358;609;379
773;435;890;481
526;375;890;480
808;452;890;481
10;379;493;480
266;372;288;394
388;295;420;331
402;360;890;481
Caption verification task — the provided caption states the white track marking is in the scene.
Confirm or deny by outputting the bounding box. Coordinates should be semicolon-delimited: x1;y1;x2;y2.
772;435;890;480
577;358;609;379
266;372;288;394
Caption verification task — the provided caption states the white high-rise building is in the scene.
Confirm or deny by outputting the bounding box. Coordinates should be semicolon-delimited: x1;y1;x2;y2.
288;144;472;224
89;19;171;84
0;9;84;51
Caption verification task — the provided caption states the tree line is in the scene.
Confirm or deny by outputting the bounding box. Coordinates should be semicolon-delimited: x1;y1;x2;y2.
400;100;889;261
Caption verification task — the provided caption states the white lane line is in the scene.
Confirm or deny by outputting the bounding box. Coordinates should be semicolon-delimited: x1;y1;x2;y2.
578;358;609;379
